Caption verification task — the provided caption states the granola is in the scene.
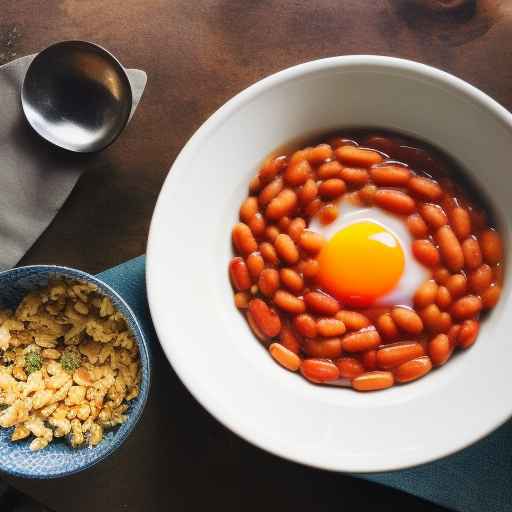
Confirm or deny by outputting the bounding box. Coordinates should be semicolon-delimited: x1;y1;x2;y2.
0;279;140;450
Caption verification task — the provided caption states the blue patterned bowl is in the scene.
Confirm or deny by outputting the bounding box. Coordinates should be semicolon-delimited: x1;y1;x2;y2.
0;265;150;478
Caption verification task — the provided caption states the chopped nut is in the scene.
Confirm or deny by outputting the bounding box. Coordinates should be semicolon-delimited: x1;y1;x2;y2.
11;424;30;441
41;348;61;360
73;301;89;315
79;340;102;364
73;367;94;387
65;385;86;406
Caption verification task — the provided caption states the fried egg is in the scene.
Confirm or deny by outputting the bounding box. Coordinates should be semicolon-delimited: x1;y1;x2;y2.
309;198;429;308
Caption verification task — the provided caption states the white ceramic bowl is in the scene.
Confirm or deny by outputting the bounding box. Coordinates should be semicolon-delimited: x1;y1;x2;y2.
147;56;511;472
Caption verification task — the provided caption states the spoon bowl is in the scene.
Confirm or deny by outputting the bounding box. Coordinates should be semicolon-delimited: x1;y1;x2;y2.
21;41;132;153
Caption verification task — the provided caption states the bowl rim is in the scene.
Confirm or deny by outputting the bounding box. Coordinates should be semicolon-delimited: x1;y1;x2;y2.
146;55;512;473
0;264;151;479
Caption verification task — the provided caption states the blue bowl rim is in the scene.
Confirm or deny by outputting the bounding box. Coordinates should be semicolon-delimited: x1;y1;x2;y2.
0;264;151;479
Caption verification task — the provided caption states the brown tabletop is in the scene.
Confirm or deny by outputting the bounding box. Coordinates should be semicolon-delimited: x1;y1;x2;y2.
1;0;509;510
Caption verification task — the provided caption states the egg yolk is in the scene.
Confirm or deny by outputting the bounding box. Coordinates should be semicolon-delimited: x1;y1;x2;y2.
316;221;404;307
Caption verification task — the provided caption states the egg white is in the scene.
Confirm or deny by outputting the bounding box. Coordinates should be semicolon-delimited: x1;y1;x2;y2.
309;198;430;307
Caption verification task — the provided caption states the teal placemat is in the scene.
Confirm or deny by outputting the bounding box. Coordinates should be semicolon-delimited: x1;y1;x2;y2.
98;256;512;512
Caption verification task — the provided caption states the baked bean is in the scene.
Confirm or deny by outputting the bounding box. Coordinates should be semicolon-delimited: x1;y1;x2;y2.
299;230;326;254
319;178;347;199
393;356;432;383
229;257;252;291
408;176;443;201
429;334;451;366
304;198;323;217
450;207;471;240
234;292;250;309
376;313;399;341
335;310;371;331
284;159;312;186
248;299;281;338
318;203;338;224
232;223;258;255
374;189;416;215
269;343;301;371
370;164;411;186
341;327;381;352
412;239;441;267
299;179;318;205
458;319;479;349
249;175;261;194
438;312;453;333
246;252;265;280
280;325;301;354
340;167;370;187
436;286;452;310
336;357;365;379
462;236;482;270
304;291;340;315
248;213;266;239
451;295;482;320
420;304;442;333
480;229;503;265
359;184;377;204
279;268;304;294
259;155;287;183
266;189;298;221
419;203;447;229
481;284;501;309
259;242;279;265
363;135;399;155
247;310;268;342
433;267;451;285
447;324;461;347
352;371;394;391
293;314;318;338
302;259;320;279
414;279;438;308
274;234;299;264
300;359;340;383
273;290;306;314
360;349;377;370
258;268;280;297
289;148;310;164
317;318;346;337
278;216;291;232
308;144;334;164
303;337;343;359
407;213;429;238
446;273;467;298
376;341;424;369
288;217;306;243
239;196;259;223
468;264;492;294
264;225;280;243
258;177;283;207
317;160;343;179
436;225;464;272
335;146;383;167
391;307;424;335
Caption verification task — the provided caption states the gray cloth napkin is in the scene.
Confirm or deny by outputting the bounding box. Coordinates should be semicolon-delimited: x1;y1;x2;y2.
0;54;147;269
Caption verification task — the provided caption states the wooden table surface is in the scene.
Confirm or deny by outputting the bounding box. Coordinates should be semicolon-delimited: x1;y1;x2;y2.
1;0;509;510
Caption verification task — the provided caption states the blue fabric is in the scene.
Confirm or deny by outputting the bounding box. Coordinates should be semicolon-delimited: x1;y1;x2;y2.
98;256;512;512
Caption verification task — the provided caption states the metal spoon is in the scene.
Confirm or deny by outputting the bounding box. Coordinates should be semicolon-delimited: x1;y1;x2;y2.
21;41;132;153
